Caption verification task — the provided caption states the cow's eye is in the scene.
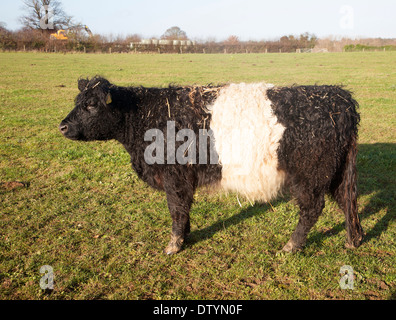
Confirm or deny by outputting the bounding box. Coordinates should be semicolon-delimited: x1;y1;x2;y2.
87;105;96;112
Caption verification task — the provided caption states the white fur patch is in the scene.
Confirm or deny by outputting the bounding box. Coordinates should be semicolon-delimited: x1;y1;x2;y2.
209;83;286;203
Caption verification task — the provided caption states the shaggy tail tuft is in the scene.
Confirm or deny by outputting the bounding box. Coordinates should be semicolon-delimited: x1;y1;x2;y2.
335;136;364;248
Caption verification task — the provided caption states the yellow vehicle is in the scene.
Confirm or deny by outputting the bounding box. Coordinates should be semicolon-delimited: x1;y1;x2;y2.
50;26;93;40
50;29;68;40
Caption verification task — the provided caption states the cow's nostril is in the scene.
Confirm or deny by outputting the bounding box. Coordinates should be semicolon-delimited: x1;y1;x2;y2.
59;124;68;134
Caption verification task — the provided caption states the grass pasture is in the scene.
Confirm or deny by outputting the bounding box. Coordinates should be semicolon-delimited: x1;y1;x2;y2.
0;51;395;300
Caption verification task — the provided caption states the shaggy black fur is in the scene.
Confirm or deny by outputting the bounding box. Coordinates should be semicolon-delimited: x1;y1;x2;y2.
60;77;364;254
267;85;364;250
60;76;222;254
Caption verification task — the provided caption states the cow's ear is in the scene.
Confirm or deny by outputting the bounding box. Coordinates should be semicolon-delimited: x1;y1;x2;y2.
78;78;89;92
105;92;112;105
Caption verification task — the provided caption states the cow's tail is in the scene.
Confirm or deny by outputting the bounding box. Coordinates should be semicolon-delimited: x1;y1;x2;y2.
332;135;364;248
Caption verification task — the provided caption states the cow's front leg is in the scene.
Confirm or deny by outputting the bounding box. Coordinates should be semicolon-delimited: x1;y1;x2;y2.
164;196;192;255
163;173;195;255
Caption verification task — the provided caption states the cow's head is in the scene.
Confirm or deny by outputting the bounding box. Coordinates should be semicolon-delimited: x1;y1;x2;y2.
59;77;122;141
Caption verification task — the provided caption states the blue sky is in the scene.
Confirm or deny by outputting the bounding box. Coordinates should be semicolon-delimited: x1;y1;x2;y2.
1;0;395;40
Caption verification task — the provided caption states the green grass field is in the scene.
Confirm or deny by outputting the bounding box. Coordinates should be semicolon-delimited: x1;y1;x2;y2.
0;52;395;300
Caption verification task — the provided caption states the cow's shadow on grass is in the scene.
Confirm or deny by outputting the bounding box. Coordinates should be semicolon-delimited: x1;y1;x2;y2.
187;199;287;248
188;143;395;249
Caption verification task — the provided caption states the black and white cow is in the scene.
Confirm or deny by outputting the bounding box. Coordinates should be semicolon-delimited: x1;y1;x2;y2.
60;76;364;254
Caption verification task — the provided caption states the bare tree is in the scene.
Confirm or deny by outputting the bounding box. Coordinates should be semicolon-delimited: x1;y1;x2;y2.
224;35;240;45
161;26;188;40
19;0;72;30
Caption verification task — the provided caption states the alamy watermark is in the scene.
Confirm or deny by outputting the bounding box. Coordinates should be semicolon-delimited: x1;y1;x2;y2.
339;5;355;30
339;265;354;290
40;265;54;290
144;121;218;166
39;5;54;30
144;121;254;175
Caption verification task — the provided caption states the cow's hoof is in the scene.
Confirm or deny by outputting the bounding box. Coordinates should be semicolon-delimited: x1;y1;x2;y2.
345;241;361;250
164;235;184;255
282;240;301;253
164;244;181;255
345;233;364;249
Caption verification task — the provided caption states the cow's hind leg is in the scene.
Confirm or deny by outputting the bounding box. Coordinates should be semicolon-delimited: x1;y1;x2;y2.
283;190;326;252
